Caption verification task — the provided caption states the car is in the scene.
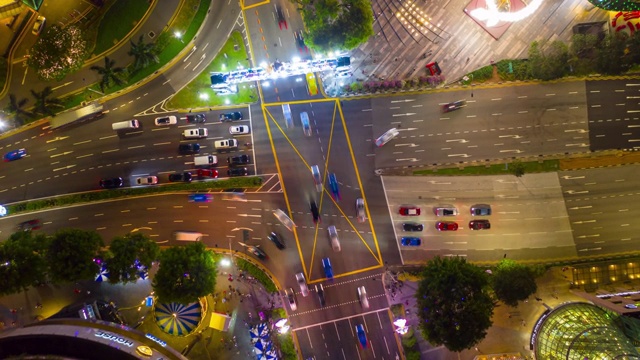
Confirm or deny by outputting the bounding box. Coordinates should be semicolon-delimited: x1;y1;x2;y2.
625;304;638;309
178;143;200;154
328;173;340;200
168;172;192;182
296;272;309;297
355;324;368;349
197;169;218;178
322;257;334;279
32;16;45;36
375;128;399;147
294;30;308;53
214;139;238;150
436;221;459;231
327;225;341;252
401;237;422;246
470;204;492;216
399;206;420;216
188;193;213;202
219;112;243;122
357;286;369;309
18;219;41;231
229;125;250;134
469;219;491;230
228;155;251;165
183;128;208;138
275;5;287;30
402;222;424;232
285;288;297;311
311;165;322;192
356;198;365;222
301;111;312;136
442;100;466;113
315;284;326;307
4;148;27;162
274;209;296;231
227;167;248;177
335;70;352;78
268;232;285;249
136;176;158;185
186;113;206;123
247;245;267;260
99;177;123;189
434;206;458;216
310;201;320;223
154;115;177;126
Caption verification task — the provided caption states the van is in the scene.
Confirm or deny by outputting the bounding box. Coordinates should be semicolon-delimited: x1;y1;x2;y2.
112;120;139;131
173;231;203;241
194;155;218;166
214;139;238;150
183;128;208;139
300;112;312;136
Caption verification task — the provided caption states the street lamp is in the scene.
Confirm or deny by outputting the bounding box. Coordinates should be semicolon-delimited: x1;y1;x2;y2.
174;31;183;43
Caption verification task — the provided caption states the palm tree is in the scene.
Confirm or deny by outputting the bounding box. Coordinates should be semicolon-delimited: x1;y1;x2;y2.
30;87;64;117
90;57;126;92
5;93;33;126
128;35;159;72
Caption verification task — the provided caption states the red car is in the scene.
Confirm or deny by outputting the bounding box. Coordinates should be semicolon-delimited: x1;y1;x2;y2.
399;206;420;216
275;5;287;30
436;221;458;231
197;169;218;178
469;220;491;230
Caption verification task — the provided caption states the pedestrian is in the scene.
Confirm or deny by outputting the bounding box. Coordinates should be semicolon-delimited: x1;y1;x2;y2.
405;300;409;306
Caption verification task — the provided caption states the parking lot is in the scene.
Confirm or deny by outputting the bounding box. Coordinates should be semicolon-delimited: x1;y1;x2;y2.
382;173;577;263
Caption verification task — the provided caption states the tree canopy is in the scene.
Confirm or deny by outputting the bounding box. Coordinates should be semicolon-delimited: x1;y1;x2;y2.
152;242;218;304
106;232;159;284
27;25;88;81
491;259;538;307
415;256;494;352
46;228;104;284
0;231;49;295
297;0;374;53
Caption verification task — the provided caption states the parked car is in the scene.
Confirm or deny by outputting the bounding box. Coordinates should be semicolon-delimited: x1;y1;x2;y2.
310;200;320;223
402;222;423;232
188;193;212;203
296;272;309;297
18;219;41;231
469;219;491;230
228;155;251;165
3;148;26;162
322;257;334;279
178;143;200;154
32;16;45;36
442;100;466;113
401;237;422;246
328;173;340;200
285;288;297;311
186;113;206;123
315;284;326;307
436;221;459;231
357;286;369;309
229;125;250;134
169;172;192;182
355;324;368;349
154;115;177;126
374;128;399;147
100;177;123;189
183;128;208;138
136;176;158;185
247;245;267;260
268;232;285;249
470;204;492;216
227;167;248;177
356;198;365;222
219;112;243;122
434;206;458;216
399;206;420;216
197;169;218;178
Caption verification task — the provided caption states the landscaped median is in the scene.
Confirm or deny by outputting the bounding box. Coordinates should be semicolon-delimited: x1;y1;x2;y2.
413;159;559;176
5;176;262;215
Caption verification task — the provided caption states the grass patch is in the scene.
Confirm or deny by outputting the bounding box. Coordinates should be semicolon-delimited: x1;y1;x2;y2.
390;303;404;318
414;159;559;176
93;0;150;55
276;333;297;360
236;258;277;293
166;31;257;110
7;177;261;215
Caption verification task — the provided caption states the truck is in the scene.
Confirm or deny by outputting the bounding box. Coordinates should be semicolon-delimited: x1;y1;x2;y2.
49;102;104;129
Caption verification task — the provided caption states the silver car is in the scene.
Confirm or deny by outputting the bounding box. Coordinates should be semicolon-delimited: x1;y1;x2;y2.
311;165;322;192
274;209;296;231
434;206;458;216
356;198;365;222
285;288;297;311
296;272;309;297
328;225;341;252
470;204;492;216
357;286;369;309
374;128;399;147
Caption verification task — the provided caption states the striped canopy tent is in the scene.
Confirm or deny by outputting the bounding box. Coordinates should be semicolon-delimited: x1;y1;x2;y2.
154;302;202;336
95;264;109;282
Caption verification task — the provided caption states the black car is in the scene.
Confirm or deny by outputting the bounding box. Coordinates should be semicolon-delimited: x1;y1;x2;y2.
310;201;320;223
168;172;193;182
18;219;41;231
402;222;424;232
227;167;248;177
99;177;123;189
178;143;200;154
315;284;326;306
294;30;308;53
275;5;287;30
219;112;243;122
268;232;285;249
186;113;206;123
469;219;491;230
442;100;466;113
247;245;267;260
228;154;251;165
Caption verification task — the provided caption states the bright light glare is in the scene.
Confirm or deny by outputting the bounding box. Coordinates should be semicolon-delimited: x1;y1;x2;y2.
292;56;301;63
224;99;230;105
174;31;182;38
199;92;209;100
220;258;231;267
260;61;268;68
275;319;288;328
470;0;542;26
295;77;303;82
278;325;290;334
262;81;270;87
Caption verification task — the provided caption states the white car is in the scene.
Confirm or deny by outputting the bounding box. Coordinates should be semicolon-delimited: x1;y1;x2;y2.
358;286;369;309
136;176;158;185
296;273;309;297
32;16;45;36
285;288;297;311
375;128;400;147
274;209;296;231
154;115;177;126
183;128;208;139
356;198;365;222
327;225;341;252
229;125;250;134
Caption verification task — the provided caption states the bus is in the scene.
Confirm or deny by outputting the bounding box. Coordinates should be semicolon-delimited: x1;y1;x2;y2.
282;104;293;128
306;72;318;96
49;102;104;129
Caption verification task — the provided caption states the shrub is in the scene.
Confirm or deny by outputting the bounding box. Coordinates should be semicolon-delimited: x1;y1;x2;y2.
236;258;277;293
350;82;363;92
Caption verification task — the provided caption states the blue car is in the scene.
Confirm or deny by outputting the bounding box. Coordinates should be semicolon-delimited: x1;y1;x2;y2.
188;193;212;202
401;237;421;246
328;173;340;200
3;148;26;162
322;257;333;279
355;324;367;349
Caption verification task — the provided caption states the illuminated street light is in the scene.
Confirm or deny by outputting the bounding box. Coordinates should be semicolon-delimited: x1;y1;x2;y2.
174;31;183;43
470;0;543;26
199;92;209;100
220;258;231;267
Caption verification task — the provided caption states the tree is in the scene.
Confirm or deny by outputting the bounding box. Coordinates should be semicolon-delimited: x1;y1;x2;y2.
569;33;598;75
509;160;525;177
30;86;64;117
152;242;217;304
5;94;33;126
597;32;629;75
0;231;49;296
90;57;126;92
27;25;88;81
492;259;538;307
527;40;568;80
46;228;104;284
106;232;159;284
128;35;159;72
415;256;494;352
